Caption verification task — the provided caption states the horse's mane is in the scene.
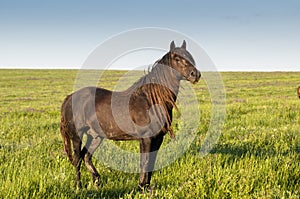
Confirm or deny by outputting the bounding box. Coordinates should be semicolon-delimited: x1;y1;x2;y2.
128;52;179;138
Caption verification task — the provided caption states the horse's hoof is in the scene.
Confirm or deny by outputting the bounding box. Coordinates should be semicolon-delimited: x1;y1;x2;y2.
76;182;82;190
138;184;152;194
94;178;101;186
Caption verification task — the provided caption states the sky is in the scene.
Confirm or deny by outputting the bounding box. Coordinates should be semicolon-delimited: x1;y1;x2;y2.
1;0;300;71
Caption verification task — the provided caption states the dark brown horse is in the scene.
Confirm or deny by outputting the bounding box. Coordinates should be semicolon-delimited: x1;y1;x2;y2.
60;40;201;190
298;86;300;99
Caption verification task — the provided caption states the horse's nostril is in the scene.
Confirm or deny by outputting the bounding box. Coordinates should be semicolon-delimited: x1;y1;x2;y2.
190;71;195;77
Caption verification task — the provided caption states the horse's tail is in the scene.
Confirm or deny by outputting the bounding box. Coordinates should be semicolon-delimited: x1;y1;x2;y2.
60;95;74;163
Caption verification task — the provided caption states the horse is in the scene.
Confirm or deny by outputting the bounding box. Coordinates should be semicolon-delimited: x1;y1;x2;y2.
298;86;300;99
60;40;201;190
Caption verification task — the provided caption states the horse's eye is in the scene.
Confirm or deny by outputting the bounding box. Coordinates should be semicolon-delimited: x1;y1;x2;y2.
175;57;181;63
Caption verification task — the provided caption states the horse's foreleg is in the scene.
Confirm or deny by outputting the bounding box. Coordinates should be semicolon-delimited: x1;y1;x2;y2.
139;138;151;189
139;134;164;190
83;134;102;185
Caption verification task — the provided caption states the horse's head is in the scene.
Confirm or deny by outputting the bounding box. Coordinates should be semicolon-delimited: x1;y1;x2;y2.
168;40;201;83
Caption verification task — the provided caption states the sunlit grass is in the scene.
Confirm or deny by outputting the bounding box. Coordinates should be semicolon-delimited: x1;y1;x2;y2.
0;70;299;198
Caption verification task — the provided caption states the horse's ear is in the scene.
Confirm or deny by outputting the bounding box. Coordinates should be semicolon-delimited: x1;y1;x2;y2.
181;40;186;49
170;41;176;51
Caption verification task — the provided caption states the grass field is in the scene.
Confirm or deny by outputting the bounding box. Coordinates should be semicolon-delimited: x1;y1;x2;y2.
0;69;299;198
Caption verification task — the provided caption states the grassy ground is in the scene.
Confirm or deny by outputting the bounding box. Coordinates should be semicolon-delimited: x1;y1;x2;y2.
0;69;299;198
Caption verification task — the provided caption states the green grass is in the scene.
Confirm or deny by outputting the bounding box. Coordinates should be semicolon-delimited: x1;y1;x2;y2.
0;69;299;198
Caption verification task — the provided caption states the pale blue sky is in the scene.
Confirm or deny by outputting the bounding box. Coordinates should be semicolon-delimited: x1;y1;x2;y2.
1;0;300;71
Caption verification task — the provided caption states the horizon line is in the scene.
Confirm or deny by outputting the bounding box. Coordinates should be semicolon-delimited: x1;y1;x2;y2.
0;66;299;73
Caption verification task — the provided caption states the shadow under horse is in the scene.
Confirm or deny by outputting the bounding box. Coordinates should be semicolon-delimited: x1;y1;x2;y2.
60;41;201;190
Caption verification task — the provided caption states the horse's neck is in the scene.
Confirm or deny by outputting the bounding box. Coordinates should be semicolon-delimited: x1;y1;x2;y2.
164;81;179;104
127;64;181;108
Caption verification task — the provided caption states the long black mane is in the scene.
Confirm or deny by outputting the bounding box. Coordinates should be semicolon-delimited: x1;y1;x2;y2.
127;52;179;137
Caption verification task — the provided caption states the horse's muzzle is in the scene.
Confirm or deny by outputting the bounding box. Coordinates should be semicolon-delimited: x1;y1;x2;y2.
189;68;201;84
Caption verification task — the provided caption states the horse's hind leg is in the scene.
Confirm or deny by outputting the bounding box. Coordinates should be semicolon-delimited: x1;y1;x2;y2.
83;134;102;185
72;135;83;188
